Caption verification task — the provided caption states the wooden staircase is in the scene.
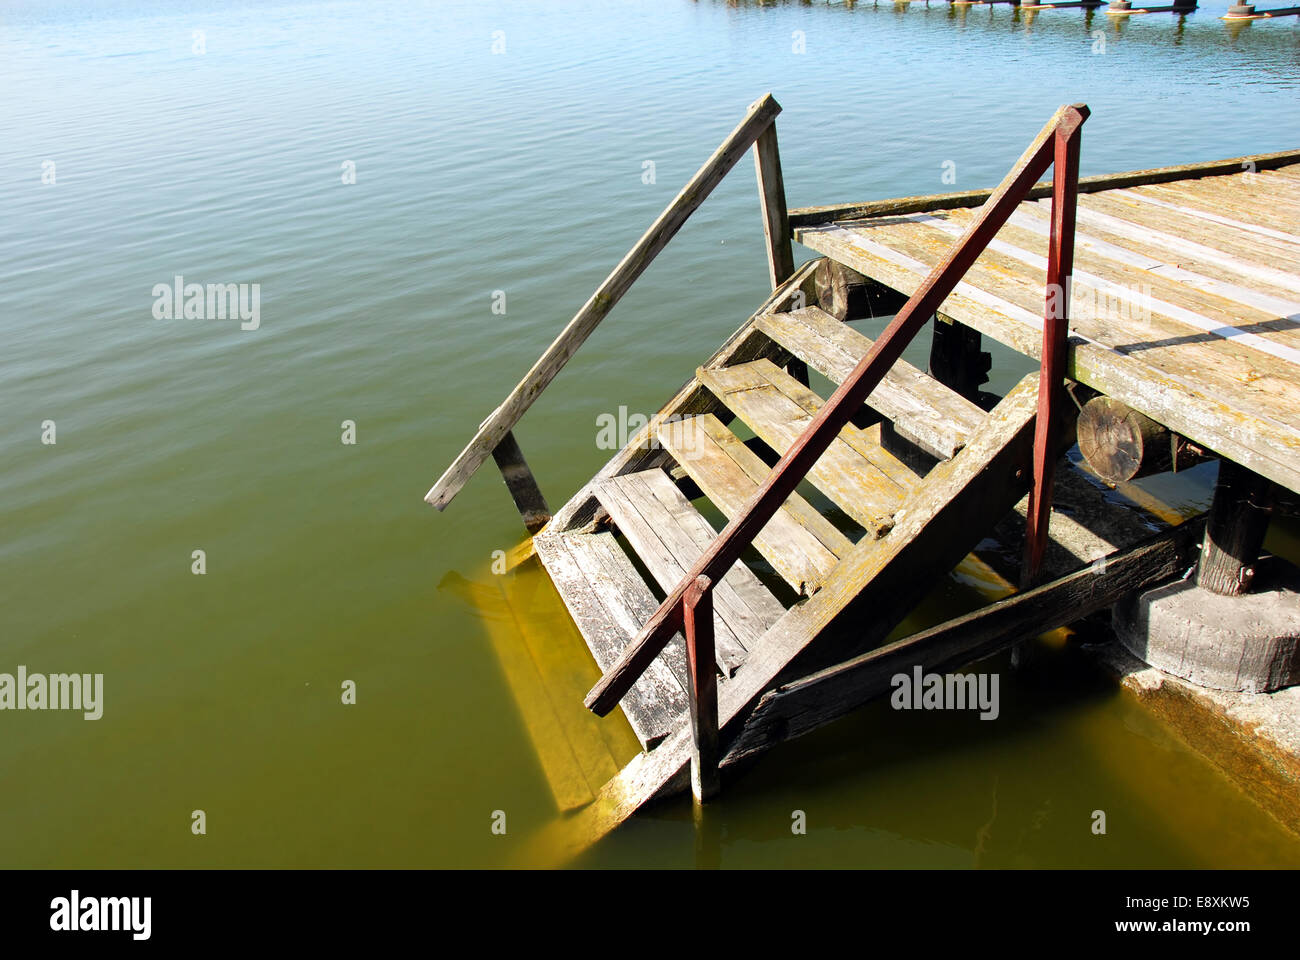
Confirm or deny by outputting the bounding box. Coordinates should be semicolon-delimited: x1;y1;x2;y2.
535;298;998;751
423;101;1125;859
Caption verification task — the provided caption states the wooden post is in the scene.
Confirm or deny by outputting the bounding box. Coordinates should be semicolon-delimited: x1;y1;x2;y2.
1022;120;1082;588
1077;396;1208;484
928;315;991;403
813;259;873;322
683;575;720;803
490;431;552;534
1197;460;1275;596
754;124;795;291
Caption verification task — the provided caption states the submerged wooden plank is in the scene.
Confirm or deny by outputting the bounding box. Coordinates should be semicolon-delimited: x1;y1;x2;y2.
533;532;689;749
657;414;851;594
754;306;985;459
697;359;910;535
440;571;600;811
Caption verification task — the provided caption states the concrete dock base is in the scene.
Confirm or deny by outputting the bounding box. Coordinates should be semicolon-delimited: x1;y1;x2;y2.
1088;640;1300;840
1114;559;1300;693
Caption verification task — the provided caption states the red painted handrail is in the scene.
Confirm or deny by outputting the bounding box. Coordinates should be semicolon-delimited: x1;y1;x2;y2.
586;105;1088;790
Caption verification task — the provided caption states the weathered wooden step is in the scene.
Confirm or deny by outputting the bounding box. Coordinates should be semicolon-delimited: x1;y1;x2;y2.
594;469;786;675
697;358;915;538
753;305;986;459
656;413;853;595
533;530;689;749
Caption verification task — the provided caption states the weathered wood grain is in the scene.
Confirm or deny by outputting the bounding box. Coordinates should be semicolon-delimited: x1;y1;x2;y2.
1197;460;1277;596
595;470;785;673
754;124;795;290
755;306;987;459
796;214;1300;493
490;430;552;534
533;531;690;749
657;414;850;593
697;359;910;535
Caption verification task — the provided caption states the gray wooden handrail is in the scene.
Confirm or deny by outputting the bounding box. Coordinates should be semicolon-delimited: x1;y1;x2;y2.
424;93;784;511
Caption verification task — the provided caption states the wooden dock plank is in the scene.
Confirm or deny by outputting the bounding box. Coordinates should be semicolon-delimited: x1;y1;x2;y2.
533;531;689;749
1123;181;1300;244
1050;207;1300;305
657;414;851;594
697;359;911;535
595;470;784;673
796;219;1300;493
931;206;1300;355
814;213;1300;425
754;306;986;458
1006;202;1300;328
1074;192;1300;281
505;573;630;797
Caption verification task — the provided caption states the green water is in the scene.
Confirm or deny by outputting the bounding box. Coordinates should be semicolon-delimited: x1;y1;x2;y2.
2;0;1298;868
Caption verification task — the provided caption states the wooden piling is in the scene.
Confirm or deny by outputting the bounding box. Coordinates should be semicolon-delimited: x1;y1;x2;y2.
1197;460;1277;596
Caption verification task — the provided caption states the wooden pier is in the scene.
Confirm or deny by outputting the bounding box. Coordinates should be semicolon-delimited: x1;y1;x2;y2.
425;96;1300;859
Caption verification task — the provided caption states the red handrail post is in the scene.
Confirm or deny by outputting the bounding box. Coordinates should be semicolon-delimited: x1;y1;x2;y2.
1023;119;1084;587
684;575;720;803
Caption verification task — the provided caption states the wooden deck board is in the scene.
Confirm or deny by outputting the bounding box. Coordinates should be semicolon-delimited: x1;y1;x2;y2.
657;413;851;594
697;358;912;535
1124;181;1300;242
794;161;1300;495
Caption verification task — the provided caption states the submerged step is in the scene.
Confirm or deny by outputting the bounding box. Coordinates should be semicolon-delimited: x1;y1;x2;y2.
697;358;915;538
595;469;786;675
656;413;853;595
754;305;985;460
533;530;689;749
